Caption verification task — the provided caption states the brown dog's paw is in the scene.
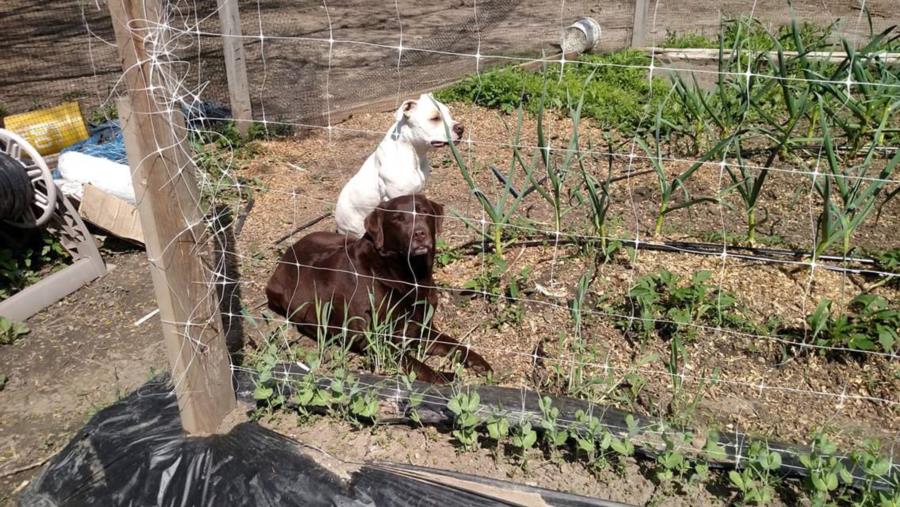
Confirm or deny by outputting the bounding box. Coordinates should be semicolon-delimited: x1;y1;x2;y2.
408;358;456;384
464;351;493;374
433;370;457;385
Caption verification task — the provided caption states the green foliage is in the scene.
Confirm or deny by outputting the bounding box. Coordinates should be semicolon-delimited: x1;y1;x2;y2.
572;410;598;453
655;430;699;487
799;433;854;506
0;317;29;345
812;101;900;257
485;412;510;441
436;49;672;132
251;341;286;409
87;103;118;125
664;18;836;51
807;294;898;354
659;17;899;246
0;236;70;300
435;238;462;268
870;248;900;273
850;439;898;507
728;441;782;505
463;254;530;328
538;396;568;458
579;141;622;261
620;270;748;341
447;390;481;451
665;18;834;51
509;420;538;466
348;384;380;423
662;30;717;49
191;120;280;216
400;372;425;427
445;103;532;255
635;131;732;235
463;253;507;298
571;409;633;474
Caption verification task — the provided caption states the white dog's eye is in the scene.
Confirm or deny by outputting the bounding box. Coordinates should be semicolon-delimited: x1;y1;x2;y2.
431;116;440;122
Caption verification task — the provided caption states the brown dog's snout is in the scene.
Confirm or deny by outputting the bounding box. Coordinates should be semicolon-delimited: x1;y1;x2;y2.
410;225;433;253
452;123;464;137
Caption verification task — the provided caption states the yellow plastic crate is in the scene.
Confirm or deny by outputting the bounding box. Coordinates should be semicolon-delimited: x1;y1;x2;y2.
4;102;90;156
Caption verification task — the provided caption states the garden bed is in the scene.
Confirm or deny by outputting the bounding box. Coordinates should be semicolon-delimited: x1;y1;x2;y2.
203;17;900;504
217;100;898;504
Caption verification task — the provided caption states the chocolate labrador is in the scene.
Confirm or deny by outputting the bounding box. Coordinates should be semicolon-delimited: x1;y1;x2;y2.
266;194;491;383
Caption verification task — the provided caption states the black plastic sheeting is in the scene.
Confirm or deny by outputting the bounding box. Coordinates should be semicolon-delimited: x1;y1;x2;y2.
18;376;629;507
19;377;362;507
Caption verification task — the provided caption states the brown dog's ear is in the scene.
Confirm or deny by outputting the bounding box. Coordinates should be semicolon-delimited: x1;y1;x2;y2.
430;200;444;237
364;207;384;251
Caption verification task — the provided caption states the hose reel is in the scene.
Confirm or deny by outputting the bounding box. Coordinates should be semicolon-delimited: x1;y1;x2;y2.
0;128;105;321
0;129;58;228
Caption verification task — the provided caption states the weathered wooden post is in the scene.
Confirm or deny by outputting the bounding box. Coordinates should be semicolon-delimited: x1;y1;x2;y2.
631;0;649;48
216;0;253;135
108;0;236;434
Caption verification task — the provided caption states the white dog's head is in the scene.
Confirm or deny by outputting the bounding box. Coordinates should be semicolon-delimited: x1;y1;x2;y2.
393;93;463;148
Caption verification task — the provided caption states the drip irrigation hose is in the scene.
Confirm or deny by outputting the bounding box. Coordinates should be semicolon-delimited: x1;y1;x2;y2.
0;151;34;221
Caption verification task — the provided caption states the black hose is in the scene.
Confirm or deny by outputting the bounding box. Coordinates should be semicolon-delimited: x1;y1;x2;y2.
0;151;34;220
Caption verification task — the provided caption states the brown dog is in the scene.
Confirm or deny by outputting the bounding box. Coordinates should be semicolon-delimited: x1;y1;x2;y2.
266;194;491;383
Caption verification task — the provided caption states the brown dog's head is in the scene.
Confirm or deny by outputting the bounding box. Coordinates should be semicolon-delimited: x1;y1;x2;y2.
364;194;444;259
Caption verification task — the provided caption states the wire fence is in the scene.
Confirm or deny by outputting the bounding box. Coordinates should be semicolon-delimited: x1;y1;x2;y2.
4;0;900;502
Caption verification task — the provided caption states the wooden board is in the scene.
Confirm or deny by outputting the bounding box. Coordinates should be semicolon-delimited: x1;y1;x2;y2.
79;184;144;245
109;0;236;435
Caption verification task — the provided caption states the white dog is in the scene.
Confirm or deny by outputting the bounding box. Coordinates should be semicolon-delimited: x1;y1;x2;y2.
334;93;463;238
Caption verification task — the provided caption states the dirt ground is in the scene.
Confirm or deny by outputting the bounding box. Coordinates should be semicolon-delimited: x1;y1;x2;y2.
0;251;167;503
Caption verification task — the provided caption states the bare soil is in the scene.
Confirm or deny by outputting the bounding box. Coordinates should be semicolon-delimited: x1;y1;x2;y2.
265;414;760;506
0;251;167;503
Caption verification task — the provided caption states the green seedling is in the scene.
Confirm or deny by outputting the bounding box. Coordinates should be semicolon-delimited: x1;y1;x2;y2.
538;396;569;459
655;430;694;486
850;439;895;506
0;317;29;345
729;441;782;505
447;390;481;451
485;412;510;459
799;433;854;506
635;129;734;236
813;98;900;258
509;421;538;466
808;293;898;354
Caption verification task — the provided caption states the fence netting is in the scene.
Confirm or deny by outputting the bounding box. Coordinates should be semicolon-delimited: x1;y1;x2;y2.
3;0;899;504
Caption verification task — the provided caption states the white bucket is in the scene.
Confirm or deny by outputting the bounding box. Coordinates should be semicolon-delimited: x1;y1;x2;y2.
561;17;602;54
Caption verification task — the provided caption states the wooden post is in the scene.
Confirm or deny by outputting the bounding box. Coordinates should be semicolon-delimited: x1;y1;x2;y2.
216;0;253;136
109;0;236;434
631;0;649;48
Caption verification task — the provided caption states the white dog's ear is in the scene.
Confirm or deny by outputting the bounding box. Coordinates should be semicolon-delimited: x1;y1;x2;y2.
395;99;417;122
